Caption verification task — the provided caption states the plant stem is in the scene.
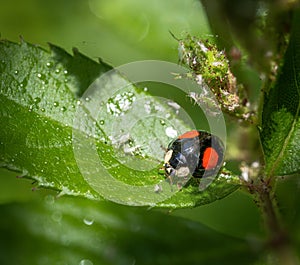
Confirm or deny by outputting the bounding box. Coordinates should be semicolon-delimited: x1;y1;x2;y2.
254;178;299;265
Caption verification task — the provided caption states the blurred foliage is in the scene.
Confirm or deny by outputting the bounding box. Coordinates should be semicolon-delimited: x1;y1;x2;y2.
0;188;259;265
0;0;300;265
0;0;209;65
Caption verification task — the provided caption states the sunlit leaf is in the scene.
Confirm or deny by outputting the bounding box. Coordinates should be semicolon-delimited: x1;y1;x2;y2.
0;40;239;208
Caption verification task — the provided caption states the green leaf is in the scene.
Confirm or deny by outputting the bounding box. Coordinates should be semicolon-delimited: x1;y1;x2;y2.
261;10;300;177
0;40;107;199
276;175;300;254
0;195;258;265
0;39;239;208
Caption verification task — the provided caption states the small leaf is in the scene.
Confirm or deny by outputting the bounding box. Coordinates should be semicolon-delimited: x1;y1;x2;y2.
261;10;300;177
0;40;239;208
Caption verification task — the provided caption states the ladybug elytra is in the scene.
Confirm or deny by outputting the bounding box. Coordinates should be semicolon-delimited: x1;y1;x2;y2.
164;130;224;182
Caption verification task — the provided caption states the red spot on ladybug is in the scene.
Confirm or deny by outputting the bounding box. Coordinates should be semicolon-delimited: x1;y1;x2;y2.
202;147;219;169
164;130;224;182
178;130;200;139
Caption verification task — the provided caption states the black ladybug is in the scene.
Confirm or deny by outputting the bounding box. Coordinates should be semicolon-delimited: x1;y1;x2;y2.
164;130;224;181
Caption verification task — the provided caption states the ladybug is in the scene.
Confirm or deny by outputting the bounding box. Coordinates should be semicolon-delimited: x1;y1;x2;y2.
164;130;224;183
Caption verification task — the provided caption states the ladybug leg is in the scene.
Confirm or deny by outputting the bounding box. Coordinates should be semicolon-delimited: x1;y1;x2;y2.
164;166;175;185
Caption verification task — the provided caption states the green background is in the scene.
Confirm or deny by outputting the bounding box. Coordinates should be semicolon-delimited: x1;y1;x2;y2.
1;0;293;264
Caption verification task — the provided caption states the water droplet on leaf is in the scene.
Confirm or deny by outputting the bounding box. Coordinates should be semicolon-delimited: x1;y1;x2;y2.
45;195;55;204
83;218;94;226
160;119;166;125
33;97;41;104
52;211;62;222
79;259;93;265
165;127;177;138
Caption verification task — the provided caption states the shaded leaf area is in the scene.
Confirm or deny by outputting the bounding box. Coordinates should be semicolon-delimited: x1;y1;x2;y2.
0;195;259;265
174;190;264;239
276;176;300;257
0;40;239;208
261;10;300;177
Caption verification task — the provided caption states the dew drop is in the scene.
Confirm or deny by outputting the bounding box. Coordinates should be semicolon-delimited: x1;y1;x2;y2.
83;218;94;226
52;211;62;222
34;97;41;104
37;73;46;82
53;102;59;107
79;259;93;265
46;62;53;68
14;70;19;75
60;106;66;112
41;108;45;112
160;120;166;125
55;68;60;74
19;83;26;93
85;97;91;102
45;194;55;204
63;70;68;75
165;127;178;138
99;120;105;125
